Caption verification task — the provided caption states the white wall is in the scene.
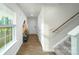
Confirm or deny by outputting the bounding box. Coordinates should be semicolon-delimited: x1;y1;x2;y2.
37;9;44;50
38;4;79;52
44;4;79;31
37;8;50;51
3;4;28;55
27;17;38;34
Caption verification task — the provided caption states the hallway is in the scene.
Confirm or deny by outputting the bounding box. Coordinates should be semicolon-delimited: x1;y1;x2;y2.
0;3;79;55
17;35;49;55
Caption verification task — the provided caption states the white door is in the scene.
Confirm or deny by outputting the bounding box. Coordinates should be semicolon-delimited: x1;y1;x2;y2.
27;18;37;34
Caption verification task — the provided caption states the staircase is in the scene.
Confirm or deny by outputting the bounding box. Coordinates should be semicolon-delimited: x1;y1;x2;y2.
49;12;79;55
54;36;71;55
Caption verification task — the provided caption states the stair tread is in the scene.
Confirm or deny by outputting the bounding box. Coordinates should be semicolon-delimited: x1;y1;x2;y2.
54;37;71;55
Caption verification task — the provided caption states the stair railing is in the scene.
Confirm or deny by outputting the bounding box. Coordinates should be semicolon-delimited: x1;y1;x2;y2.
51;12;79;32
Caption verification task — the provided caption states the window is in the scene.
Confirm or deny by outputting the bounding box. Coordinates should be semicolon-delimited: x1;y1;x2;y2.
0;17;12;48
0;4;16;54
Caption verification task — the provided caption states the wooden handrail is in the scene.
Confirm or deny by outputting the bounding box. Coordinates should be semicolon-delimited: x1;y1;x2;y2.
52;12;79;32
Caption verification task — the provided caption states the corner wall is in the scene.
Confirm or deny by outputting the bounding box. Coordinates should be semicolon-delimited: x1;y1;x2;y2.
37;8;50;51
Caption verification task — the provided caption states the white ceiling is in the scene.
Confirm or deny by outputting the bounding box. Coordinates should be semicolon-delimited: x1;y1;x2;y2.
18;3;62;18
18;3;42;18
18;3;79;18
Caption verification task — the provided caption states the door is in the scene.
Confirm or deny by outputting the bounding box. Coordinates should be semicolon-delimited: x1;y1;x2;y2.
27;18;37;34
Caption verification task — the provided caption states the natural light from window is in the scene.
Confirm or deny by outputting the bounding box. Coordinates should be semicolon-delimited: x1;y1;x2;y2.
0;4;16;54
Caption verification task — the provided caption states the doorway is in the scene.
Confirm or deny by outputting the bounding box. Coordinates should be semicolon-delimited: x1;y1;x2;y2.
27;17;37;34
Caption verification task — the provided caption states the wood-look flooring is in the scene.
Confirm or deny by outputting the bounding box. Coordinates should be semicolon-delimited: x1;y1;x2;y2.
17;35;49;55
